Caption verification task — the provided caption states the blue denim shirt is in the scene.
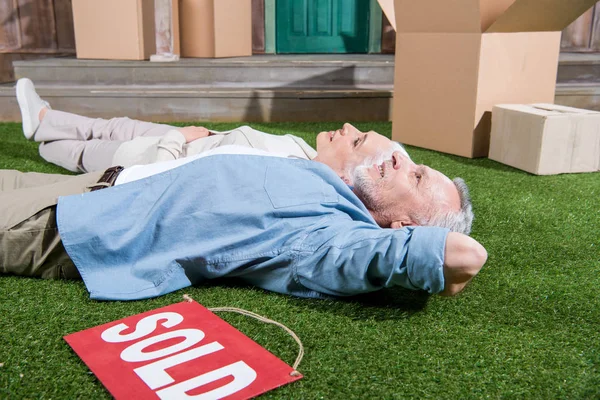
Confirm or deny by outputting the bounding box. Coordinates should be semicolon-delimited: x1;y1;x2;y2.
57;155;449;301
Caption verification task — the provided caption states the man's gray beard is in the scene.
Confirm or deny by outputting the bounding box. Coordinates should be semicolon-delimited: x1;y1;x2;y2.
348;151;393;210
352;165;385;211
353;168;374;206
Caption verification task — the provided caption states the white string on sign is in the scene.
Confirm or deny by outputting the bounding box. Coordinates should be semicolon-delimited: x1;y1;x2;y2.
182;294;303;376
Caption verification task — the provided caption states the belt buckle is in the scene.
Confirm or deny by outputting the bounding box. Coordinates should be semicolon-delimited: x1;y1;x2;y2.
90;166;124;192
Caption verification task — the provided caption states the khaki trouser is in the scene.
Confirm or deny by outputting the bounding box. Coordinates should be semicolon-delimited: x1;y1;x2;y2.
34;110;173;173
0;170;102;279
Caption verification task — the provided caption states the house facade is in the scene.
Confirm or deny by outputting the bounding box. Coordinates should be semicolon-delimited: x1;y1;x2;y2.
1;0;599;122
2;0;600;69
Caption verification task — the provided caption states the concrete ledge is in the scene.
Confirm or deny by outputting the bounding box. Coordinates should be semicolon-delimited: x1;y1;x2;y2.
555;82;600;110
1;72;598;123
557;53;600;83
13;54;396;67
0;84;392;122
13;55;395;87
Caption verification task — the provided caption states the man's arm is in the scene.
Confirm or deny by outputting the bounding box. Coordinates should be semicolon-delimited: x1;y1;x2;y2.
293;224;486;298
440;232;487;296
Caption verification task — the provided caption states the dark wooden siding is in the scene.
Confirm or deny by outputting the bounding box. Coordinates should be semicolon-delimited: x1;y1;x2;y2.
1;0;599;79
252;0;265;53
54;0;76;50
0;0;75;82
380;11;395;54
1;0;75;53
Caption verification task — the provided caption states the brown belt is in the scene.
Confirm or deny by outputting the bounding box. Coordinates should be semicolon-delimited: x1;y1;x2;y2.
89;166;124;192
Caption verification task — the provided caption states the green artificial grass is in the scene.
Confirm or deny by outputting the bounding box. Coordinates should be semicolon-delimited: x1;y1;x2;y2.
1;121;599;399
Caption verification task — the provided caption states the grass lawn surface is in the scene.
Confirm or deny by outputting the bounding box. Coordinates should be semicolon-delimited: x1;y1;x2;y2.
0;121;599;399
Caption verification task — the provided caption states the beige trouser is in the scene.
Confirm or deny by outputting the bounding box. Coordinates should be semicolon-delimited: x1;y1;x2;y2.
0;169;102;279
34;110;174;173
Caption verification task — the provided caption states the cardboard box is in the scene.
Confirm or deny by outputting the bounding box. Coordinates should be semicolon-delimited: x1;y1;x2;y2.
72;0;156;60
389;0;598;158
489;104;600;175
180;0;252;58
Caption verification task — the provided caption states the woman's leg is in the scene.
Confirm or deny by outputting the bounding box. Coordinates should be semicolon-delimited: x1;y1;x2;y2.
35;109;175;142
18;80;174;143
38;139;125;173
17;78;176;173
34;110;175;172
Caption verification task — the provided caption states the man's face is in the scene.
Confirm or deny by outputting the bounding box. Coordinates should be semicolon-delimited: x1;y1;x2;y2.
353;151;460;228
314;123;395;183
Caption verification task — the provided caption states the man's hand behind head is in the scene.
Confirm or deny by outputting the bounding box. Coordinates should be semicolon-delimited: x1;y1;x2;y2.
440;232;487;296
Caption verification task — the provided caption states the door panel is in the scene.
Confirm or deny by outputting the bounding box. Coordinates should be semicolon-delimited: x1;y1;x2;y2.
276;0;370;53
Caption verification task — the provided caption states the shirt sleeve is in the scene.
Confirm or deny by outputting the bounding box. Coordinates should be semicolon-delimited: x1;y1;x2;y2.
155;129;187;162
293;224;449;296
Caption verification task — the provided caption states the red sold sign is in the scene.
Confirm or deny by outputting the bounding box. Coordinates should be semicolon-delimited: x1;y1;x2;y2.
64;301;302;399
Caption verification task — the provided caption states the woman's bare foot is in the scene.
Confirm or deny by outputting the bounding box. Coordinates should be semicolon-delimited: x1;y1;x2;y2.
39;106;48;122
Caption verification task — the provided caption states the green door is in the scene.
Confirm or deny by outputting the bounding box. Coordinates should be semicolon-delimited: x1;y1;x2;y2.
276;0;370;53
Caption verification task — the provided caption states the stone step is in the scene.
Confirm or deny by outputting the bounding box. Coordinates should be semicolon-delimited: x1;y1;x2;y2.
1;81;598;122
0;83;393;122
556;53;600;83
5;53;600;122
13;55;396;87
554;82;600;110
13;53;600;88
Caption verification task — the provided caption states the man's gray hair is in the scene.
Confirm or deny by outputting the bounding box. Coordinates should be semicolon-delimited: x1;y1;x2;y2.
389;141;474;235
420;177;474;235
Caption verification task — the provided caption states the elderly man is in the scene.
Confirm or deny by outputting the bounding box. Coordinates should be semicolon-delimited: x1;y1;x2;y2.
16;78;408;186
0;136;486;300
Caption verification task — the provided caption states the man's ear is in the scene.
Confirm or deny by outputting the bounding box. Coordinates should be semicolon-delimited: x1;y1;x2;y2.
390;218;418;229
341;176;351;185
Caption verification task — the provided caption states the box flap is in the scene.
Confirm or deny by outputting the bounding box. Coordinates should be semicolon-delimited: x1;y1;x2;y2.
377;0;396;31
486;0;598;33
394;0;483;33
479;0;518;31
393;0;519;33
